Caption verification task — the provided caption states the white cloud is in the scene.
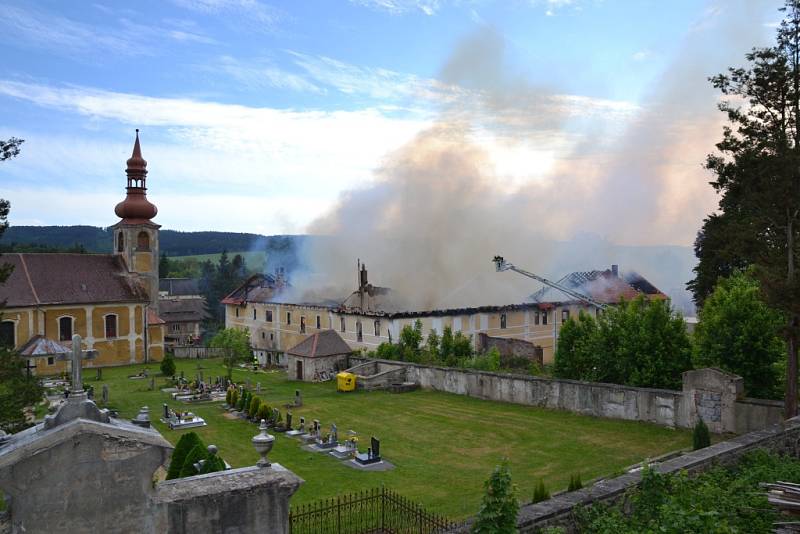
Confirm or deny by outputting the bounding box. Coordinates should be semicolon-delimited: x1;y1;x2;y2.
632;50;652;61
212;56;324;93
171;0;282;31
349;0;443;16
0;3;216;58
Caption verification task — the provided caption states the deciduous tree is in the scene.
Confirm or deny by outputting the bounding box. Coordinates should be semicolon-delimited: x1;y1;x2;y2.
693;271;785;398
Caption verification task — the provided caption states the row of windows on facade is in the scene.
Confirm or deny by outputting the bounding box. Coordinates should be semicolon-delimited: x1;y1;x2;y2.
0;315;120;348
116;231;151;252
236;306;560;332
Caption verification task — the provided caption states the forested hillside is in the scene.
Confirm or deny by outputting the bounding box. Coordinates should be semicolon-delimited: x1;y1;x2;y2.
3;225;303;259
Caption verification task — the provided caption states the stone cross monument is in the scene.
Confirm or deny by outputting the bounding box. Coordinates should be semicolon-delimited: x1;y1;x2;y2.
56;334;98;397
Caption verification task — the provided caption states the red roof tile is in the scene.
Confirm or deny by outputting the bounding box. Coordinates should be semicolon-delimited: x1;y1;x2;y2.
0;253;149;307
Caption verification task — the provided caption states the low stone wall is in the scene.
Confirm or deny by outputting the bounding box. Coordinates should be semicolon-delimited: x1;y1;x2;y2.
476;333;543;366
449;415;800;533
155;465;302;533
349;357;689;429
346;360;408;390
173;346;228;359
735;397;784;434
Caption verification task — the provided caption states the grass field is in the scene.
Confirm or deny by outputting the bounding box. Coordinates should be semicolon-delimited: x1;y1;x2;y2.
78;358;691;519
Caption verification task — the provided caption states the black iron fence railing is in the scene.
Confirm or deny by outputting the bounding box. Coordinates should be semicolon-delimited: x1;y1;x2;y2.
289;487;460;534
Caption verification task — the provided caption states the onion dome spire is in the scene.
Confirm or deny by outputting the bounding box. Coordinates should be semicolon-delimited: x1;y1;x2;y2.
114;129;158;223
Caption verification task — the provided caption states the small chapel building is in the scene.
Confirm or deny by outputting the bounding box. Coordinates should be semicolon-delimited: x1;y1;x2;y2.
0;131;166;374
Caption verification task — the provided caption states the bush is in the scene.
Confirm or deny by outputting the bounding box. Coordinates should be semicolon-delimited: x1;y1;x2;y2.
472;460;518;534
178;444;208;478
248;396;261;419
576;449;800;533
693;419;711;450
167;432;204;480
693;271;785;398
532;478;550;503
199;452;226;474
554;298;692;390
256;403;270;422
225;389;232;406
230;389;239;409
160;354;176;377
567;474;582;492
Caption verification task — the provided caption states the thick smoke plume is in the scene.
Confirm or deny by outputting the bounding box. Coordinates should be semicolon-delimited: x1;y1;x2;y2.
292;1;774;313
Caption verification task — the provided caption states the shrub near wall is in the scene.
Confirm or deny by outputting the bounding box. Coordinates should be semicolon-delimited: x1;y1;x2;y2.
554;297;692;390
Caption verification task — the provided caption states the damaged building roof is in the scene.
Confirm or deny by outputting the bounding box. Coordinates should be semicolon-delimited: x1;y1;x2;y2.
158;298;210;323
0;253;149;307
531;266;667;305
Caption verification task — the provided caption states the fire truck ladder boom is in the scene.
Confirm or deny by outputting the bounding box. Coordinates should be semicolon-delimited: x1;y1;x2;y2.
492;255;608;310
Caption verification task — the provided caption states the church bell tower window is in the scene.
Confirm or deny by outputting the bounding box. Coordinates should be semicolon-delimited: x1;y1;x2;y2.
137;231;150;251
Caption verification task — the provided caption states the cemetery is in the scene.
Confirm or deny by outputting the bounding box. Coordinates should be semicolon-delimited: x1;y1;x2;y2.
30;357;691;518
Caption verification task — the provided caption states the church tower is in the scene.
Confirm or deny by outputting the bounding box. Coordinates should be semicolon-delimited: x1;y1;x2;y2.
112;130;160;308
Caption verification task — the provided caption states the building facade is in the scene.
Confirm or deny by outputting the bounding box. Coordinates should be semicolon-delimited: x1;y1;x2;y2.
223;263;668;366
0;131;165;373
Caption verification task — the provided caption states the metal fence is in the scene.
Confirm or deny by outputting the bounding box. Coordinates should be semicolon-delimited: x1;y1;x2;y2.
289;487;460;534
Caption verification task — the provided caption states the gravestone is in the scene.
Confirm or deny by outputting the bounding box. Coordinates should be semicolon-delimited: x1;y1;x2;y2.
101;384;109;404
163;403;169;420
294;390;303;407
256;382;261;393
180;370;185;380
355;436;382;465
316;422;338;450
287;416;306;437
87;385;94;400
285;411;292;430
96;368;102;381
150;377;156;391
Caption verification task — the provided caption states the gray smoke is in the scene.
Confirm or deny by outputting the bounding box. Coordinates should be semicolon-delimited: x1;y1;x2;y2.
292;1;775;314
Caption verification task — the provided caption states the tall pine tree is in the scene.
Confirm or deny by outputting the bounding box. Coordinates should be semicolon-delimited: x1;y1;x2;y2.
695;0;800;417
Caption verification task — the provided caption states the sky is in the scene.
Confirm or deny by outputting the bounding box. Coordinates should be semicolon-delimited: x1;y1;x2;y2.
0;0;782;245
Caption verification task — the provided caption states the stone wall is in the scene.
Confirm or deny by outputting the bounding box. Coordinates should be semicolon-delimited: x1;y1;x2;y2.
0;411;302;533
155;465;301;533
475;333;543;366
736;397;785;434
349;358;777;434
350;357;690;429
449;415;800;533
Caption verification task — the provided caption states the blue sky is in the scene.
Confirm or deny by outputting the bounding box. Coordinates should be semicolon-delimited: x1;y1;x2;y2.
0;0;781;244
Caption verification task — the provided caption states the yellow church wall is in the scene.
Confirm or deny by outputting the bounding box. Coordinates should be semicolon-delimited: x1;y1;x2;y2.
92;339;134;367
44;307;88;340
134;306;143;333
91;305;132;339
134;252;153;273
135;338;144;363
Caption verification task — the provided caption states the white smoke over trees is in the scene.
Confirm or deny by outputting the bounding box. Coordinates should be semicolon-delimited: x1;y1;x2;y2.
293;1;775;313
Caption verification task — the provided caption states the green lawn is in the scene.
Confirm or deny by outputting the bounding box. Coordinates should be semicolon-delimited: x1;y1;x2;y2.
73;358;691;519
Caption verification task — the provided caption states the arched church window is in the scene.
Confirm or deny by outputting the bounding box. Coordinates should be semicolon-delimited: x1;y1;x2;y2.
137;231;150;251
59;317;73;342
117;232;124;252
0;321;15;348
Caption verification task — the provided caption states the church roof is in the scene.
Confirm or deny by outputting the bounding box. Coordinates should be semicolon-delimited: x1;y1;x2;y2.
0;253;149;307
286;330;352;358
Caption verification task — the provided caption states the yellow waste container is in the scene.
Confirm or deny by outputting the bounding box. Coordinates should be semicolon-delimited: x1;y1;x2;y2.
337;372;356;392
